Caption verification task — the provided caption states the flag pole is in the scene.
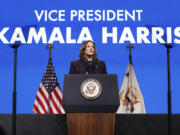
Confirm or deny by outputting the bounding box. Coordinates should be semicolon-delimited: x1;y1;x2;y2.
165;44;172;135
46;45;54;113
126;44;134;113
11;44;19;135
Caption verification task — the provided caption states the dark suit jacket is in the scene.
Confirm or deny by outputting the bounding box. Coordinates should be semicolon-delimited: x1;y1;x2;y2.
69;59;107;74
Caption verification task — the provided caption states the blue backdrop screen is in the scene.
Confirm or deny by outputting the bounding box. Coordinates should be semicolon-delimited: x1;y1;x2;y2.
0;0;180;113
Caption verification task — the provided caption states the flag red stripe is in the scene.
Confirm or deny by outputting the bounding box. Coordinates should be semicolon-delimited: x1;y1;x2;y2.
33;104;40;114
57;86;63;98
57;85;62;92
39;87;49;105
50;94;61;114
53;88;62;104
36;95;48;114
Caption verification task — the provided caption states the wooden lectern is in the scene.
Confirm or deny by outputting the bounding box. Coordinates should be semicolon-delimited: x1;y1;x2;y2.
63;75;119;135
66;113;115;135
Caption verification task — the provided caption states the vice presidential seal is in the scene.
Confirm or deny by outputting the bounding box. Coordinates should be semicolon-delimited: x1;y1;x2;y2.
80;79;102;100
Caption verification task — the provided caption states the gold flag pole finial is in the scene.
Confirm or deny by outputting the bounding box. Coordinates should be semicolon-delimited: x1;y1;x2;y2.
126;44;134;64
46;45;54;59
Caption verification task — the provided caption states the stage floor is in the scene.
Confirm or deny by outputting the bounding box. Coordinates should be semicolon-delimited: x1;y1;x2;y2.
0;114;179;135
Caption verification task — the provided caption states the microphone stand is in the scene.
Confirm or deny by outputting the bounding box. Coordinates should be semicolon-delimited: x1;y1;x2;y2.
165;44;172;135
11;45;19;135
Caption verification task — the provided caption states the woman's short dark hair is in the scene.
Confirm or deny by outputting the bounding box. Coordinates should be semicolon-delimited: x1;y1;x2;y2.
79;40;97;59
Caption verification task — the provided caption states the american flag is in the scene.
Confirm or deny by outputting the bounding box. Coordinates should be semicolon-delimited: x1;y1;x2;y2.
33;57;65;114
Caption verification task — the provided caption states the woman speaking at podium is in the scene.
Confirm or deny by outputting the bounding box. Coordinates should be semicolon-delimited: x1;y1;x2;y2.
69;40;107;74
